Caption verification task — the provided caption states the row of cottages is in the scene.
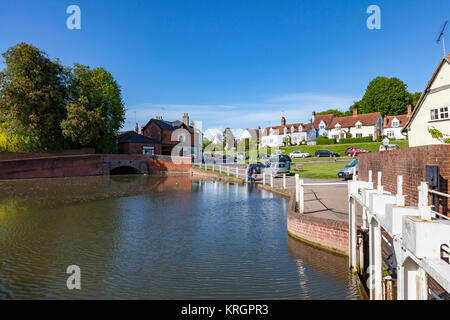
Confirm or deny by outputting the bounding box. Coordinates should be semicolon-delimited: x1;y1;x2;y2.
259;113;334;147
117;113;203;156
403;53;450;147
327;108;384;140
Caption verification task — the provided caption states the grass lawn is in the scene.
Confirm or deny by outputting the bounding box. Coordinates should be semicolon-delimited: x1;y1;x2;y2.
280;140;409;156
291;162;348;179
291;157;352;162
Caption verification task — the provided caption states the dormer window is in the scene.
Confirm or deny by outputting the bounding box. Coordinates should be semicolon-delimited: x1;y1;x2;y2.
355;122;362;129
291;126;295;133
336;124;341;130
392;120;399;127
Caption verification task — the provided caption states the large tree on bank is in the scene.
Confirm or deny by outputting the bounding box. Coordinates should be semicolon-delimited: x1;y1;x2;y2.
350;77;418;116
0;42;70;150
61;64;125;153
0;43;125;153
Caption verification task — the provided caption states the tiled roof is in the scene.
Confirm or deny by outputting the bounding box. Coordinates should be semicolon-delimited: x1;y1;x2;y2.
384;114;410;128
263;122;305;136
312;114;334;130
143;119;194;133
329;112;381;128
302;123;312;132
117;131;161;144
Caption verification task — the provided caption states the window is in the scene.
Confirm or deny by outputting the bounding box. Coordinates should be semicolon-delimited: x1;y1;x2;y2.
332;135;338;139
387;131;395;137
356;123;362;129
356;134;362;138
430;107;449;120
142;146;154;155
335;124;341;130
392;121;399;127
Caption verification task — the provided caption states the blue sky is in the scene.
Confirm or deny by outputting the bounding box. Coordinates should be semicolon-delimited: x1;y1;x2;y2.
1;0;449;139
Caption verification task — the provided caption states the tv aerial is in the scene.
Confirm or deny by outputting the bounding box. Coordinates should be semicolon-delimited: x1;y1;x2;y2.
436;21;448;57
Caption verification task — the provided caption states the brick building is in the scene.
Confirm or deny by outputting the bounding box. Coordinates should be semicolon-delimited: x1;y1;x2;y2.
117;130;161;155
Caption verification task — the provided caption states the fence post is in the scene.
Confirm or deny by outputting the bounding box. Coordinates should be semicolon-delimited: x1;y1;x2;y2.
219;165;222;174
377;171;383;195
213;164;215;172
295;174;299;204
283;174;286;189
396;175;405;206
299;179;304;213
227;166;230;176
352;166;357;181
245;168;248;183
263;172;266;185
236;167;238;177
349;196;357;270
270;173;273;187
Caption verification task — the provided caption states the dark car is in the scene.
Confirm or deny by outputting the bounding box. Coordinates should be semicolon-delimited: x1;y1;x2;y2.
250;162;266;174
267;154;292;169
315;149;339;157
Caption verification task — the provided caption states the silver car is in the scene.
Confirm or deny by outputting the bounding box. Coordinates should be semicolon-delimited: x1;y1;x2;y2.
264;162;290;177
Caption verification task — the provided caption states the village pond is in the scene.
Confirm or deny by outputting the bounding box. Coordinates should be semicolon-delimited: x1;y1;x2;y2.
0;175;363;299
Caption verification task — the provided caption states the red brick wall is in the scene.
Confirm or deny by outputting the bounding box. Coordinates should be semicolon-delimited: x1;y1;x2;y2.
0;148;95;161
358;145;450;215
0;155;108;179
287;192;349;255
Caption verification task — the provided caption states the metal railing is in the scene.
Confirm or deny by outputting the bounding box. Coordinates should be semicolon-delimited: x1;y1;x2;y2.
348;170;450;300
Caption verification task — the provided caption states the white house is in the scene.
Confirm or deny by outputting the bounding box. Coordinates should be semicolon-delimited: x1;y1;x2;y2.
260;117;306;147
403;54;450;147
328;109;383;141
383;105;411;140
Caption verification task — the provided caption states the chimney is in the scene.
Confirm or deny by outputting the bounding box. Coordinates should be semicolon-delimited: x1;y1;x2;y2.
384;116;389;128
407;104;412;116
140;125;144;134
312;111;316;122
156;116;163;120
353;108;358;117
182;113;189;126
135;122;139;133
190;121;195;128
281;116;286;126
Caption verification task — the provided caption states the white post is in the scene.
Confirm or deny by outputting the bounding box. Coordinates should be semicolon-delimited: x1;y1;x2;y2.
219;165;222;173
299;179;304;214
263;172;266;185
245;168;248;183
295;174;299;204
418;182;434;220
227;166;230;176
352;166;357;181
199;162;202;169
236;167;238;177
349;197;357;270
377;171;383;195
205;163;208;171
213;164;215;172
369;170;372;183
270;173;273;187
283;174;286;189
373;220;383;300
396;175;405;206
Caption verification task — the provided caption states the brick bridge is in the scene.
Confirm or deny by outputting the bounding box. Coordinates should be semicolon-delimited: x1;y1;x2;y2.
0;153;192;180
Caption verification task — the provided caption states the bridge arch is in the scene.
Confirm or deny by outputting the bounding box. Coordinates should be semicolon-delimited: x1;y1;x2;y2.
108;160;148;175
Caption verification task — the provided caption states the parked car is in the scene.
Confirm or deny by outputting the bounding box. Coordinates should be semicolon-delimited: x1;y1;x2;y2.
249;162;266;174
264;162;290;177
203;153;215;163
315;149;339;157
344;147;370;157
259;153;269;160
289;150;311;158
235;152;248;161
338;159;358;180
379;144;400;152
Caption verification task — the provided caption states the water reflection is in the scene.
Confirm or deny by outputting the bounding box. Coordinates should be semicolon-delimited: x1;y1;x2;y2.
0;176;362;299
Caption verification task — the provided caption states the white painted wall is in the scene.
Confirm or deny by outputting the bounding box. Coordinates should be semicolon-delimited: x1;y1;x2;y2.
408;61;450;147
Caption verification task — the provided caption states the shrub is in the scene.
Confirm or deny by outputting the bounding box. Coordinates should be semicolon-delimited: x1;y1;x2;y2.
316;136;336;145
338;136;373;144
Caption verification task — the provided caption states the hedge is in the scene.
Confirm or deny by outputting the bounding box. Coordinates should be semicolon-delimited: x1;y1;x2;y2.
338;136;373;144
316;136;336;145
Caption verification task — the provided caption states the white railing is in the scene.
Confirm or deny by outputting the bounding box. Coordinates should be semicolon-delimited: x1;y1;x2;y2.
192;162;250;181
348;170;450;300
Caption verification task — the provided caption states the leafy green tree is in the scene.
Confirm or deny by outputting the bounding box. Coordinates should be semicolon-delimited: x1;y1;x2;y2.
63;64;125;152
351;77;412;116
203;137;212;149
0;43;70;150
317;109;351;117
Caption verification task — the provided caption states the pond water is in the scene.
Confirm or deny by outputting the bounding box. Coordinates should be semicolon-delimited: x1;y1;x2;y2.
0;175;363;299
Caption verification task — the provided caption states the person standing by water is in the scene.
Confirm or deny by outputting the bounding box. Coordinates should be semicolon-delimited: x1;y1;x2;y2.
247;164;255;183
